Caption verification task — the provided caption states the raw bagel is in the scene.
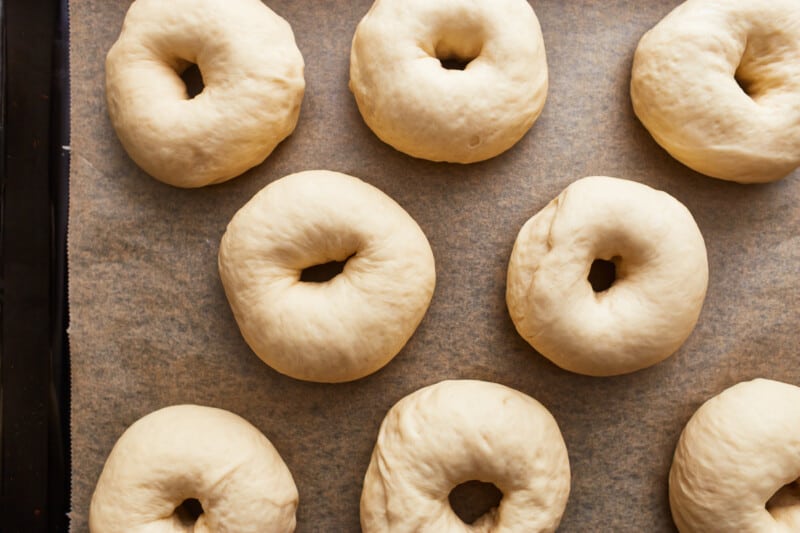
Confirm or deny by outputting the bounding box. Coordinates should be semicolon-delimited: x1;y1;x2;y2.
105;0;305;188
506;176;708;376
631;0;800;183
349;0;548;163
360;380;570;532
218;170;436;383
669;379;800;532
89;405;298;533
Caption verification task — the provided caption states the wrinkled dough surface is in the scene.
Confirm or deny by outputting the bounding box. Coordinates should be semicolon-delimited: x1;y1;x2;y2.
361;380;571;532
349;0;548;163
506;176;708;376
669;379;800;532
218;170;436;383
105;0;305;187
631;0;800;183
89;405;298;533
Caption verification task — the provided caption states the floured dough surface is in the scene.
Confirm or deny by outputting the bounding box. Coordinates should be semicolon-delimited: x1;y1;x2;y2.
89;404;298;533
105;0;305;187
506;176;708;376
218;170;436;383
349;0;548;163
361;380;570;532
669;379;800;532
631;0;800;183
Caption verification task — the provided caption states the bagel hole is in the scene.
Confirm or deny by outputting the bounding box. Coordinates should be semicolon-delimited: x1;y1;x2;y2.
734;70;754;98
434;35;482;71
300;253;355;283
448;480;503;525
439;56;474;71
767;480;800;515
174;498;204;525
588;257;619;293
180;63;204;99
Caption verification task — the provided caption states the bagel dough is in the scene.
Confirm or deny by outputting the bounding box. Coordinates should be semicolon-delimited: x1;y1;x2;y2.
218;170;436;383
106;0;305;187
669;379;800;532
506;176;708;376
361;380;571;532
631;0;800;183
89;405;298;533
349;0;548;163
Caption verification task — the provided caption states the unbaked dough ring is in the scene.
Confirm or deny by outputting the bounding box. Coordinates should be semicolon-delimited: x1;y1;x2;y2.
669;378;800;532
105;0;305;188
361;380;571;532
89;405;298;533
506;176;708;376
349;0;548;163
631;0;800;183
218;170;436;383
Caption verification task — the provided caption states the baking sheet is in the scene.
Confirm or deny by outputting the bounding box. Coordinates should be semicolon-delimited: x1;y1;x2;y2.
68;1;800;531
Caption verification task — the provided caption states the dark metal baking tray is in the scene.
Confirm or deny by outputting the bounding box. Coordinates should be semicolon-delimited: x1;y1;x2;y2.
0;0;70;530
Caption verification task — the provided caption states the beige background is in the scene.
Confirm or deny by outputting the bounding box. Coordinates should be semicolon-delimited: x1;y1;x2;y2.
69;1;800;531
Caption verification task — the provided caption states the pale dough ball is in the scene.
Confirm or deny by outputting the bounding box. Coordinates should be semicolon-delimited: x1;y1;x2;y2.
349;0;548;163
670;379;800;532
631;0;800;183
361;380;571;532
506;176;708;376
89;405;298;533
218;170;436;383
105;0;305;187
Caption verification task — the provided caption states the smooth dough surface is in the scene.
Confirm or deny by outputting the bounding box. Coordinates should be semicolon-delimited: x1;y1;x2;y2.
106;0;305;187
349;0;548;163
506;176;708;376
218;170;436;383
361;380;571;533
89;404;298;533
669;379;800;532
631;0;800;183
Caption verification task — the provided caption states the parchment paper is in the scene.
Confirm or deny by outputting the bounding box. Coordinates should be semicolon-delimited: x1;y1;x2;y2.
68;1;800;531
